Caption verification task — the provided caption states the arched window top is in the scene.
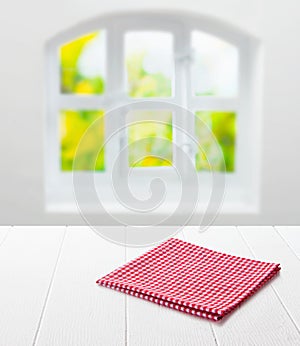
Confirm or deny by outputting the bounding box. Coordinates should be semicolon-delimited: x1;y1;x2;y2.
45;11;261;215
58;27;240;98
48;11;256;48
49;11;250;100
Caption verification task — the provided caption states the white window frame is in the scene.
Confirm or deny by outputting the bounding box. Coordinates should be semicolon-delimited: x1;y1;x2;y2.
45;11;262;217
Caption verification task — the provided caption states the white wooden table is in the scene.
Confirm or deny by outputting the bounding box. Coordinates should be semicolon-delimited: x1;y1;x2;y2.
0;226;299;345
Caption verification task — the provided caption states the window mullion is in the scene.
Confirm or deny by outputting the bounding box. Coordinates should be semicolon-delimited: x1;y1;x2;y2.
174;26;194;174
105;23;126;176
190;97;239;111
58;95;110;109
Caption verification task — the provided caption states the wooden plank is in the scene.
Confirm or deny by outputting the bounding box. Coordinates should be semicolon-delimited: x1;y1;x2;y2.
35;226;126;346
239;226;300;335
0;226;66;346
0;226;11;246
184;226;300;346
275;226;300;258
125;227;216;346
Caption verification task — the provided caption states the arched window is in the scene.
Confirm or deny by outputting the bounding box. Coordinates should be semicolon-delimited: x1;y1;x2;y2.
45;12;261;215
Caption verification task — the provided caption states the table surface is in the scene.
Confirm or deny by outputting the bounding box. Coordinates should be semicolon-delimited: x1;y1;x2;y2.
0;226;299;346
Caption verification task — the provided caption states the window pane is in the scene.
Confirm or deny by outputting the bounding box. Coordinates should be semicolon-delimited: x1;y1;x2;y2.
125;31;174;98
60;110;105;171
60;31;106;94
191;31;238;97
127;110;173;167
195;111;236;172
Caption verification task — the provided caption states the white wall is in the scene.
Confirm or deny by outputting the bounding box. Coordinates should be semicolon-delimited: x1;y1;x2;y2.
0;0;299;225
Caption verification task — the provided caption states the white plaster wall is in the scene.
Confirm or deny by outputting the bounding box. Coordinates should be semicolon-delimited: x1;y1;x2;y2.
0;0;299;224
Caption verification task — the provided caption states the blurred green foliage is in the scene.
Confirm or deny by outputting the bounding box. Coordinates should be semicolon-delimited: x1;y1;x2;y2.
60;110;105;171
128;111;173;167
59;35;236;172
195;111;236;172
60;33;105;94
126;52;172;98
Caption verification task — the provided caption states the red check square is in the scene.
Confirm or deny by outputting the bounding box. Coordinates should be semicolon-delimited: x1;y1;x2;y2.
96;238;280;321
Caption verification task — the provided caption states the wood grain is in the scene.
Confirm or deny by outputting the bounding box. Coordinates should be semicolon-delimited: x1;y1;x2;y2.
184;226;300;346
239;226;300;335
0;226;66;346
0;226;10;246
35;226;126;346
0;225;299;346
275;226;300;258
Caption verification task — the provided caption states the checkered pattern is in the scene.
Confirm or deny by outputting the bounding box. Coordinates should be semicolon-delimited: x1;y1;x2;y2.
96;238;280;321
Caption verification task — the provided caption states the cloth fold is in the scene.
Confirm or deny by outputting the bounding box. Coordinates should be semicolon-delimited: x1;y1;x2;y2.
96;238;280;321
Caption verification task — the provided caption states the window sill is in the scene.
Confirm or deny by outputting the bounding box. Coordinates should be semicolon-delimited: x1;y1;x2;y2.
46;194;259;217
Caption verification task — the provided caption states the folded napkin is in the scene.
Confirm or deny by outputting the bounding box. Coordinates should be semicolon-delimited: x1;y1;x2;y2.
96;238;280;321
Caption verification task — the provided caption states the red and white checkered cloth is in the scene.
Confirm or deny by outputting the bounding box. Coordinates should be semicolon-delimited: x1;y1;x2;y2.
96;238;280;321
